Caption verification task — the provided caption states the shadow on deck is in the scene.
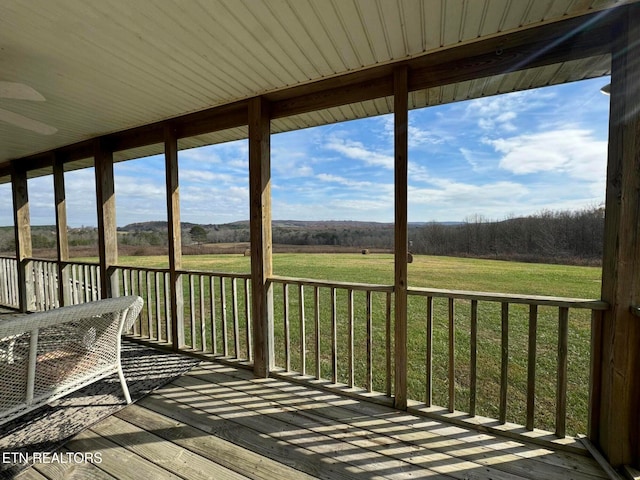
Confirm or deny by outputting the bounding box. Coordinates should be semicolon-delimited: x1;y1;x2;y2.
14;359;609;480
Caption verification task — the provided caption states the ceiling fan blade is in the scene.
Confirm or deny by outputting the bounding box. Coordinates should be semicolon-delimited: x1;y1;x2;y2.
0;108;57;135
0;81;46;101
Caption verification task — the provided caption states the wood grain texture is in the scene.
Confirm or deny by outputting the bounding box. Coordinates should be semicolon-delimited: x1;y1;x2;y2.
393;65;409;410
249;96;274;378
18;357;611;480
11;165;34;312
94;140;118;298
597;4;640;468
164;126;184;349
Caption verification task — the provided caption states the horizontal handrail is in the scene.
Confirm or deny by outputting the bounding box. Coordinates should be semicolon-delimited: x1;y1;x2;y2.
177;269;251;280
270;275;394;293
61;259;100;267
408;286;608;310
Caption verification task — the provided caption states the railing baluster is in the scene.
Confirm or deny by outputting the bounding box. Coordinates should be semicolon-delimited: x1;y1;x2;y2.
314;286;321;380
210;276;217;355
283;283;290;371
123;268;129;296
147;271;153;337
526;304;538;430
220;276;228;356
470;299;478;417
426;296;433;407
448;297;455;412
232;277;239;358
366;290;373;392
156;272;162;341
34;262;43;310
331;287;337;384
72;266;78;305
90;266;96;301
189;274;196;349
499;302;509;424
299;284;305;375
131;269;139;335
137;269;144;320
200;275;206;352
386;291;392;397
164;272;171;343
347;289;354;388
245;278;252;362
43;262;49;308
556;307;569;438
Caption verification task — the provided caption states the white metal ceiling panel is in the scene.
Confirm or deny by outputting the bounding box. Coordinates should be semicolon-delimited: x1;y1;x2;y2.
0;0;631;170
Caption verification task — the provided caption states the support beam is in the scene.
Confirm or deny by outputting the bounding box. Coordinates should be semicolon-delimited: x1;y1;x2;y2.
165;126;185;349
394;66;409;409
249;97;274;378
596;5;640;468
53;154;71;306
94;140;118;298
11;166;34;312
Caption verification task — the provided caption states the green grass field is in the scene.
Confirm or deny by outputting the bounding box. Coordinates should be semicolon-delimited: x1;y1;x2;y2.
112;252;602;436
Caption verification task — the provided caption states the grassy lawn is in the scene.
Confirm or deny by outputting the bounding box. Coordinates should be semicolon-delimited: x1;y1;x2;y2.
108;252;602;436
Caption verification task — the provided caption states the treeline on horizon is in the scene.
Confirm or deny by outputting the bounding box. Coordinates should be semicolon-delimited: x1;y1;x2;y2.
412;207;604;265
0;206;604;266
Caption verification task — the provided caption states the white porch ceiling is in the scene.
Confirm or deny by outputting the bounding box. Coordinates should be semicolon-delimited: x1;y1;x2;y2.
0;0;632;172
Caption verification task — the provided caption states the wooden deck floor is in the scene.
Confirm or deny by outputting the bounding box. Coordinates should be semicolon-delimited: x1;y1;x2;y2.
16;362;609;480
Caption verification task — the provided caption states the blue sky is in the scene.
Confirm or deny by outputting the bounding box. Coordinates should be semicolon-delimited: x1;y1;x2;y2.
0;77;610;227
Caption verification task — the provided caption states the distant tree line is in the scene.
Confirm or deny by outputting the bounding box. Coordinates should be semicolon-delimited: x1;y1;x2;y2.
411;207;604;265
0;207;605;265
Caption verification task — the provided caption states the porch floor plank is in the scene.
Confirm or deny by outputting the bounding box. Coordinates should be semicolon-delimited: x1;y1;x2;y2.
88;414;249;480
15;361;610;480
31;447;118;480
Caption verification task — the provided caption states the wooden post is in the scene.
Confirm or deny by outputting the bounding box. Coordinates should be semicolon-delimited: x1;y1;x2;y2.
94;140;118;299
53;154;71;306
596;5;640;468
11;165;34;312
249;96;274;378
165;126;185;349
394;66;409;409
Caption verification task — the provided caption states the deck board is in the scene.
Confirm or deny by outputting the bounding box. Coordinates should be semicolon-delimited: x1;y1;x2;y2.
15;361;609;480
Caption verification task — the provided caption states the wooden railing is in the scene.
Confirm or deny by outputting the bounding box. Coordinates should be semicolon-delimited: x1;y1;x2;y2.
64;261;101;304
176;269;252;361
32;259;59;310
116;266;170;342
0;256;609;443
115;266;253;363
0;256;18;309
406;287;607;438
269;276;394;397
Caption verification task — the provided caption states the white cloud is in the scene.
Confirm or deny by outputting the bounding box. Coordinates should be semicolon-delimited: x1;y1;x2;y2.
411;179;528;205
180;148;222;165
460;149;477;168
180;170;238;184
408;162;431;183
383;114;448;148
465;89;554;132
485;128;607;182
316;173;372;188
325;137;393;169
180;184;249;223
